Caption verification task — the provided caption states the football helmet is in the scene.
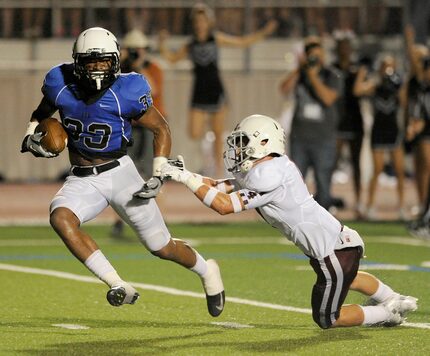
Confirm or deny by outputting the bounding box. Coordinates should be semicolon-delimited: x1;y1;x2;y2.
224;114;286;173
73;27;120;91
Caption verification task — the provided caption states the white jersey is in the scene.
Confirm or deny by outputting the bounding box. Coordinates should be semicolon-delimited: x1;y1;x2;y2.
232;155;362;259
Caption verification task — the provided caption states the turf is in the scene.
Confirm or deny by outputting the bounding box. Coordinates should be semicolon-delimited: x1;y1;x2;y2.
0;222;429;355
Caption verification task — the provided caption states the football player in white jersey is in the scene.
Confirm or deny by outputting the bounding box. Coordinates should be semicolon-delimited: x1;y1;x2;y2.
21;27;225;317
158;114;418;328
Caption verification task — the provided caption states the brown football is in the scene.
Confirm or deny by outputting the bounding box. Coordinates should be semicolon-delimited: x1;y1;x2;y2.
35;118;68;154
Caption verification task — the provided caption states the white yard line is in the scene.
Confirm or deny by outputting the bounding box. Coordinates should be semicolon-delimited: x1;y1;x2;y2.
52;323;90;330
210;322;254;329
1;263;428;330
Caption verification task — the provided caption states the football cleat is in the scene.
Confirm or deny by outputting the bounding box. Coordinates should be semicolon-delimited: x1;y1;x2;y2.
407;219;430;240
106;284;140;307
201;259;225;317
380;308;404;327
383;294;418;317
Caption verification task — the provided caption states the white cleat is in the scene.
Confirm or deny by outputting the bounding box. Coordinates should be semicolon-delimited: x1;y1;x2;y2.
383;294;418;317
201;259;225;317
381;307;405;327
106;282;140;307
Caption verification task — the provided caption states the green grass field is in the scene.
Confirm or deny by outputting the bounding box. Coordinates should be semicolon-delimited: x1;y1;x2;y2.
0;222;429;355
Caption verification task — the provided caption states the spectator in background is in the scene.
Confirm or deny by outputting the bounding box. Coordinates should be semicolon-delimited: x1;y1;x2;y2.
407;56;430;239
1;8;14;38
354;56;406;220
22;8;49;38
280;36;342;210
404;25;430;213
332;31;364;218
158;2;277;177
111;29;167;238
121;29;167;178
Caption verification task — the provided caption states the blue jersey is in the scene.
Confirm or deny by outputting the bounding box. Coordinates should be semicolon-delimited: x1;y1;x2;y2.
42;63;153;158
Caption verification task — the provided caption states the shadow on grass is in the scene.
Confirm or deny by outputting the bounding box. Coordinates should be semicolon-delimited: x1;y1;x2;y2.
11;317;370;355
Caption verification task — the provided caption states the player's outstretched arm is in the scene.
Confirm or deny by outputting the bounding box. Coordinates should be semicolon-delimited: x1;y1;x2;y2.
216;19;277;48
160;162;244;214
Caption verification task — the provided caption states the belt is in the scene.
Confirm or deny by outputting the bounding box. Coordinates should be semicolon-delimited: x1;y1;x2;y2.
71;160;120;177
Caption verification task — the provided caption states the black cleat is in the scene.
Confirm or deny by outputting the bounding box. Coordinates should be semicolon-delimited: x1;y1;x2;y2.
201;259;225;317
206;290;225;317
106;286;139;307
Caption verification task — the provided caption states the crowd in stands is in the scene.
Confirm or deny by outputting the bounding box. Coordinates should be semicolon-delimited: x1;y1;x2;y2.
0;5;406;39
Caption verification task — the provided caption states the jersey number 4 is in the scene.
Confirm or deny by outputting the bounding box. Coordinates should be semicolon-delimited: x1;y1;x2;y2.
64;117;112;150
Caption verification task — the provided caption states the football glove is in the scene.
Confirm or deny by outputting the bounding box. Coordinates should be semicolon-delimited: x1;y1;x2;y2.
133;176;163;199
160;157;203;192
160;162;192;183
21;132;58;158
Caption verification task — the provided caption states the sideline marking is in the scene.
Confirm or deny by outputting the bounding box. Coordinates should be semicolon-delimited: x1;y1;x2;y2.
295;263;430;272
1;263;429;330
2;235;429;248
52;323;90;330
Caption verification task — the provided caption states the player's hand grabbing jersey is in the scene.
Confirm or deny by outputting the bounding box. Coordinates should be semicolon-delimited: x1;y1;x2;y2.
42;63;153;159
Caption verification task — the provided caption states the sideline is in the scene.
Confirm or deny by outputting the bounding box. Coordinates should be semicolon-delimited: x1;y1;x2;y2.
0;262;428;330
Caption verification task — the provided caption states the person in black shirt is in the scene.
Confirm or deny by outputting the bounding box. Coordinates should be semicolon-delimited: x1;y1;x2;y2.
354;56;406;220
404;25;430;211
407;56;430;239
333;34;364;218
159;2;276;177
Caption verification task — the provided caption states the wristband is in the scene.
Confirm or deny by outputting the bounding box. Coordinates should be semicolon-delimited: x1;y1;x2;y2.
153;156;168;176
25;121;38;136
230;192;243;213
203;187;218;207
186;174;204;193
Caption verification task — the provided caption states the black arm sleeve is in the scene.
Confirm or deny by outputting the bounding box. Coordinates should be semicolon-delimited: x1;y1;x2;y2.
31;96;57;120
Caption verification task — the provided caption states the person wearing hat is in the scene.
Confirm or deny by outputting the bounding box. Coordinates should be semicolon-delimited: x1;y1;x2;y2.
111;29;167;238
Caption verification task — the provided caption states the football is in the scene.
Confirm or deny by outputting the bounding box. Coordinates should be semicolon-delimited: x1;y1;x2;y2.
35;118;68;154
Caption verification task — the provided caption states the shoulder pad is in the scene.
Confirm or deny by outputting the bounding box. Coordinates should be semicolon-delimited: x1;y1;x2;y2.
244;158;284;193
118;73;151;99
116;73;153;117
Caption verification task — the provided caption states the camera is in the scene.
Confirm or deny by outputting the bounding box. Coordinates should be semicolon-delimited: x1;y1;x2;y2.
358;56;373;69
127;48;139;61
306;55;320;67
423;56;430;70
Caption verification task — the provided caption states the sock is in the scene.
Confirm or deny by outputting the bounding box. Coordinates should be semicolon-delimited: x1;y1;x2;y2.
370;280;396;303
189;252;208;277
84;250;122;287
360;305;391;326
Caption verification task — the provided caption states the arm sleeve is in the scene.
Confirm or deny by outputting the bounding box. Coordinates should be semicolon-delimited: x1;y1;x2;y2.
31;96;58;120
236;188;278;210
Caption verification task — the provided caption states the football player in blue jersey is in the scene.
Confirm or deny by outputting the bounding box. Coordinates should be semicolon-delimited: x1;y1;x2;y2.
20;27;225;316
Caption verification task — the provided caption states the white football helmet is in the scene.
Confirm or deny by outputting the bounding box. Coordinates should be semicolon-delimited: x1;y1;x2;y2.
73;27;120;91
224;114;286;173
